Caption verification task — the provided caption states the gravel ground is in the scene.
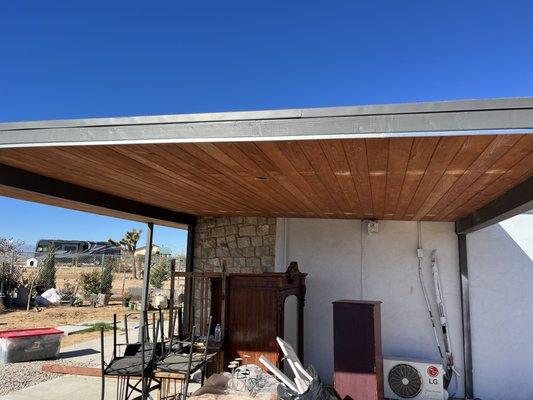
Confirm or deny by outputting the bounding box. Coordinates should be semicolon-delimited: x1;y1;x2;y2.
0;358;89;395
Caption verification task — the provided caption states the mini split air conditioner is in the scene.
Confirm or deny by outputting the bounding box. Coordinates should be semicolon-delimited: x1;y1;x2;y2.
383;357;447;400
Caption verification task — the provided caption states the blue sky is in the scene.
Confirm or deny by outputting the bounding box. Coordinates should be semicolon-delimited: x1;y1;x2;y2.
1;1;532;252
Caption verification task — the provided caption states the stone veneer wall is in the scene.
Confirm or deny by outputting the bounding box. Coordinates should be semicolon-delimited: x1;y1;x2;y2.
193;216;276;273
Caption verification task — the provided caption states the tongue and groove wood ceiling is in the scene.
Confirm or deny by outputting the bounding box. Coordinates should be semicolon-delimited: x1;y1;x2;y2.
0;134;531;221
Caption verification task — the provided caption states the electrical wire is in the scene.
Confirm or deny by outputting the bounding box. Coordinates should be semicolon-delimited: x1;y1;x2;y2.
417;221;445;362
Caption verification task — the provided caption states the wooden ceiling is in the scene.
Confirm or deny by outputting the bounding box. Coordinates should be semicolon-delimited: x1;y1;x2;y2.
0;134;531;221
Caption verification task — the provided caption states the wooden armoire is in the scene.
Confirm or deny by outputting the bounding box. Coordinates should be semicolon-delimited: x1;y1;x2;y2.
225;262;306;368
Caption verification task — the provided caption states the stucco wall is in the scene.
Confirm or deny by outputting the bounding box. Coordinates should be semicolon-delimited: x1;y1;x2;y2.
467;214;533;400
275;218;465;397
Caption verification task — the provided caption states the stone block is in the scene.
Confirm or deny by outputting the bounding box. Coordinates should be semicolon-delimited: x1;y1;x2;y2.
251;236;263;247
255;246;270;256
204;217;217;228
222;257;233;268
230;248;243;257
239;225;257;236
261;256;274;268
196;222;207;232
227;236;238;248
257;224;270;236
202;237;217;248
211;227;226;237
234;257;246;268
207;258;221;267
201;247;215;258
225;225;238;235
216;217;230;226
216;247;231;258
246;257;261;267
245;217;258;224
243;247;255;257
263;235;276;246
237;237;251;248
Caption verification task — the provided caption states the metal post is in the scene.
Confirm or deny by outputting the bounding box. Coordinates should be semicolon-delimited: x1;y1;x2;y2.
183;224;195;332
139;222;154;342
458;233;474;399
100;327;105;400
168;259;176;338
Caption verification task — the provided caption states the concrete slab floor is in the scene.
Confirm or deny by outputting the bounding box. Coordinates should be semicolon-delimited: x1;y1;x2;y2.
0;375;116;400
55;324;93;336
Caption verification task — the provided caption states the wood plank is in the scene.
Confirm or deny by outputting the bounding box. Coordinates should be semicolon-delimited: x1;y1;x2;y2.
181;142;302;215
242;142;322;215
255;141;329;214
342;140;374;218
413;135;494;220
404;136;466;219
42;364;103;377
384;138;413;219
212;142;314;216
298;140;353;215
277;141;342;217
0;148;197;213
320;139;362;216
365;138;390;219
428;135;523;218
444;135;533;218
394;137;440;219
123;144;258;211
444;136;533;220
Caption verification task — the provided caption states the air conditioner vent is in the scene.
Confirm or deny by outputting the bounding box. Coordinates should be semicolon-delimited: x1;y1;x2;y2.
388;363;422;398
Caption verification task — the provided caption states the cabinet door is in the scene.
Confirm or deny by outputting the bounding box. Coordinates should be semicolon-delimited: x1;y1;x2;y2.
228;287;279;367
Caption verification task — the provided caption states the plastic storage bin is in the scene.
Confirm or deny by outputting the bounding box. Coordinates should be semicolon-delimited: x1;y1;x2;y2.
0;328;63;363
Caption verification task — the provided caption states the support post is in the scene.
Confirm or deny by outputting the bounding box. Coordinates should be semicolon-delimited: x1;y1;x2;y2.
458;233;474;399
183;223;195;332
139;222;154;342
168;259;176;338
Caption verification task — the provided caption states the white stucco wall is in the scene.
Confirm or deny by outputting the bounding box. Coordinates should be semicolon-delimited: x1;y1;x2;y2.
275;218;465;397
467;214;533;400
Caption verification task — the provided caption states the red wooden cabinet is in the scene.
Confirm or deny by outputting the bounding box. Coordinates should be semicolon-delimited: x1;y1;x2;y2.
333;300;384;400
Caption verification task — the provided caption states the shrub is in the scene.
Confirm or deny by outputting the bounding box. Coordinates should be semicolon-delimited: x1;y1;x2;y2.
149;259;170;289
79;270;101;298
85;322;114;332
0;263;22;293
59;281;77;302
100;259;115;295
35;253;56;293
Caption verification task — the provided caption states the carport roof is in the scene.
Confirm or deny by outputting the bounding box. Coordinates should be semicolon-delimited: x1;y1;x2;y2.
0;98;531;230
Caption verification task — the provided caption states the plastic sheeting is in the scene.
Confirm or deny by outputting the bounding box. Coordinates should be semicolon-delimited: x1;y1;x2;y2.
277;366;337;400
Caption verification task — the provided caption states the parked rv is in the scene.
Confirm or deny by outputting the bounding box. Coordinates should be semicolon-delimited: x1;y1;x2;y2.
34;239;121;265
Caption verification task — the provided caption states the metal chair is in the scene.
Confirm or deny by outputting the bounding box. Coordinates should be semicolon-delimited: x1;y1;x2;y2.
101;313;160;400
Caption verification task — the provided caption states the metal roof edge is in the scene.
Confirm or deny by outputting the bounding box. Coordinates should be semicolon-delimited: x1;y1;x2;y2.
1;97;533;131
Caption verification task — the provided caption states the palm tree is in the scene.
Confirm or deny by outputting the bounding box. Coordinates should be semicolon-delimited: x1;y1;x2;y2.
109;229;142;280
